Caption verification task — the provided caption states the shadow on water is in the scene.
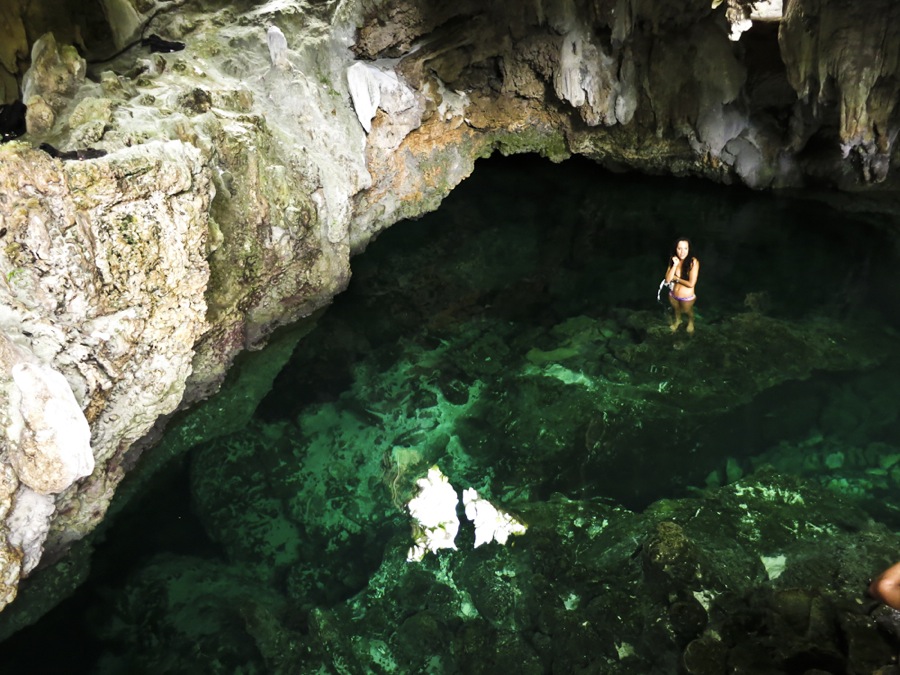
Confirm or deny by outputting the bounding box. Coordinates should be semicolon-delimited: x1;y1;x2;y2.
1;154;899;671
0;456;222;671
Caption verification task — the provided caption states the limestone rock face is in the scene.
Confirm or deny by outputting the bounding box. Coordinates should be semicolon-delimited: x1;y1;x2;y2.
780;0;900;183
351;0;900;189
22;33;86;124
5;488;55;576
0;0;898;616
0;138;211;608
5;360;93;495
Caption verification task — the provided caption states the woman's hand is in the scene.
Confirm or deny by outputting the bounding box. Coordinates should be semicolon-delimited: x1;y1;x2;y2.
671;256;679;267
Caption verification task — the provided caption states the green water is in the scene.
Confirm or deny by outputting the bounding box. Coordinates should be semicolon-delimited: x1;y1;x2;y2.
2;155;899;673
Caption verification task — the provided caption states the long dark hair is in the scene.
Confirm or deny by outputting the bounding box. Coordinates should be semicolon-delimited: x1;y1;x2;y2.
672;237;694;278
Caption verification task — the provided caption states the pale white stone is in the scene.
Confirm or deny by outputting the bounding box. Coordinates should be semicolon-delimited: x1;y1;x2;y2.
462;488;527;548
406;466;460;561
729;17;754;41
761;553;787;580
697;106;748;158
556;30;587;109
6;361;94;495
347;63;384;133
750;0;782;21
693;589;717;610
267;26;291;71
5;487;55;575
346;62;416;134
615;642;636;659
21;33;86;108
435;84;469;122
728;136;767;187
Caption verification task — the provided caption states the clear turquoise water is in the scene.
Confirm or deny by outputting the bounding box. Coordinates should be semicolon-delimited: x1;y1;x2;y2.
2;155;899;672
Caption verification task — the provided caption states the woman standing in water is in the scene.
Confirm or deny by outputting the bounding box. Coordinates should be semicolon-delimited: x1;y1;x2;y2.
664;238;700;333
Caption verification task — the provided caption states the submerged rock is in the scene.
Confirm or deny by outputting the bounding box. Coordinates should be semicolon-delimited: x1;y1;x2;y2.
79;473;900;673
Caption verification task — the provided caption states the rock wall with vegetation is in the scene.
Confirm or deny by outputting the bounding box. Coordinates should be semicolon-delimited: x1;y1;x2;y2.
0;0;898;613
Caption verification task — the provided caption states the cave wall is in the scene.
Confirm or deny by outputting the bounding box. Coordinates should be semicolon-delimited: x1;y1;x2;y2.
350;0;900;189
0;0;898;615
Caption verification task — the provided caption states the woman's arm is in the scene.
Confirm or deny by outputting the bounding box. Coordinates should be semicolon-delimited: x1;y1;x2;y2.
675;259;700;289
664;257;678;283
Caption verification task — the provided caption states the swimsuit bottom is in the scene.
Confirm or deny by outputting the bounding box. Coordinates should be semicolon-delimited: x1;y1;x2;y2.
670;291;696;302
